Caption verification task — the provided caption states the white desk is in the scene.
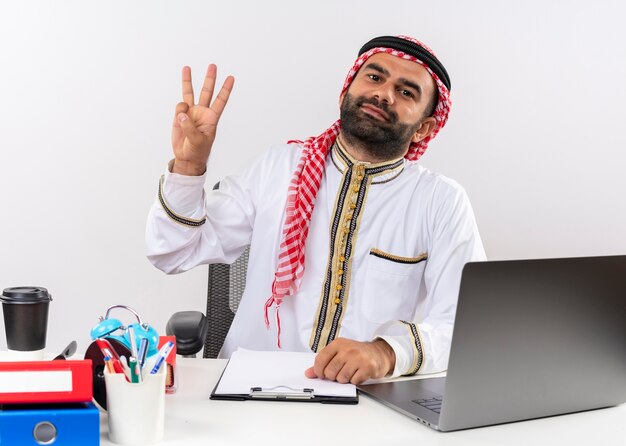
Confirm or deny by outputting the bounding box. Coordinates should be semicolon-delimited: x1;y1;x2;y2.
100;358;626;445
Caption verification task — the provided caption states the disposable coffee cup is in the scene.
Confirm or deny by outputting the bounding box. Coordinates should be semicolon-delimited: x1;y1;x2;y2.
1;286;52;360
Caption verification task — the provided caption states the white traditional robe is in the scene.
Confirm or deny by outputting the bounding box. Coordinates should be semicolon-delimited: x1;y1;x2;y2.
146;142;486;376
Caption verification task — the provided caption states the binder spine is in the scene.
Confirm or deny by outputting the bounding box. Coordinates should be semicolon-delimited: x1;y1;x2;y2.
0;360;93;404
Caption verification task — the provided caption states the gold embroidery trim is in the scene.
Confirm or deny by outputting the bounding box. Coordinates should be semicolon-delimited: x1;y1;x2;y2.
332;141;405;183
370;248;428;264
401;320;425;376
309;157;353;351
316;162;368;347
329;168;372;341
158;175;207;227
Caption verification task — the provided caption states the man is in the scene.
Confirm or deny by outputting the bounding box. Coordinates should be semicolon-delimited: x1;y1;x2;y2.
146;35;486;385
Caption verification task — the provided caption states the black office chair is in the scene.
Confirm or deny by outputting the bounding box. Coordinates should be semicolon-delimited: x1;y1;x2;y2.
166;247;249;358
166;246;249;357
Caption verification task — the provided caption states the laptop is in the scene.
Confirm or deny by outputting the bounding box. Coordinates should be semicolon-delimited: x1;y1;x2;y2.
358;255;626;431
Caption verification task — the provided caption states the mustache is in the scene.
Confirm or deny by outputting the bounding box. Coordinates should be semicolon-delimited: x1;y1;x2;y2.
354;96;398;123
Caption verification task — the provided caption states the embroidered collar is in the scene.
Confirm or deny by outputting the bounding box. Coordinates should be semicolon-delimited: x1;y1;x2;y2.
330;140;405;184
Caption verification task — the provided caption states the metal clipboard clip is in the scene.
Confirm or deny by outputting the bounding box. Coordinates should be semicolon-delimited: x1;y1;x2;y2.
249;385;314;400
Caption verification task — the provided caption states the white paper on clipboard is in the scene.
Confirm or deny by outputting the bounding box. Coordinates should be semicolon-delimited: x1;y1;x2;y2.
213;348;356;398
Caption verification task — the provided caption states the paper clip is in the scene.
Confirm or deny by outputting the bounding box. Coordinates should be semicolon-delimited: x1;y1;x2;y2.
249;386;314;400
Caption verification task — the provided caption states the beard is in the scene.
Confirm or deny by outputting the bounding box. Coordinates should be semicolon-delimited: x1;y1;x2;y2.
339;93;422;161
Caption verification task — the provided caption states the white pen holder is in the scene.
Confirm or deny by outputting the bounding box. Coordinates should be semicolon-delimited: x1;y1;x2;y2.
104;366;166;446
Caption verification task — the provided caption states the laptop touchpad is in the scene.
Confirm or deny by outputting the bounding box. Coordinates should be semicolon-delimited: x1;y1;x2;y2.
418;376;446;397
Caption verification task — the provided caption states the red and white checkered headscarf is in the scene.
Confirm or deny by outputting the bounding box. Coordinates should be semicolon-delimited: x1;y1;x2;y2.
264;35;452;346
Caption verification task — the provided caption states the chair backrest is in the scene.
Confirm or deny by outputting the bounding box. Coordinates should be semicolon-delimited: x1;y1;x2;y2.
203;246;250;358
202;181;250;358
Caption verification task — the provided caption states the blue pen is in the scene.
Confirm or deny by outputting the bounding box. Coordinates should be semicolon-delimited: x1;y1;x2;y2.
138;338;149;369
150;341;174;375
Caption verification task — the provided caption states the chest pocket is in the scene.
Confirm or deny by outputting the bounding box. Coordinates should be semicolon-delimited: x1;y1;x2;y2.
361;248;427;323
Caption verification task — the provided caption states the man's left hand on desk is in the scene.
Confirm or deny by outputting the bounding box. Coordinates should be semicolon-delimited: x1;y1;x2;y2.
304;337;396;385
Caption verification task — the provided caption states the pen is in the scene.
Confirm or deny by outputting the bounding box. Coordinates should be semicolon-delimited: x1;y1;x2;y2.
129;356;141;383
150;341;174;375
135;360;143;383
107;351;124;374
103;355;115;374
120;355;131;381
95;338;121;362
96;341;125;374
128;325;139;359
138;337;149;369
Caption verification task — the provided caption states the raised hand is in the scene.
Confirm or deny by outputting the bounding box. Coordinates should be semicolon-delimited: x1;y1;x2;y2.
171;65;235;176
304;338;396;385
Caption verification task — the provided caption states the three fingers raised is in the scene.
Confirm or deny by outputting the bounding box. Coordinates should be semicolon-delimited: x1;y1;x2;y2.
181;64;235;122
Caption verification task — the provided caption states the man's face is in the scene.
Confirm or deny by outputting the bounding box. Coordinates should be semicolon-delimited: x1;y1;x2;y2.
340;52;437;160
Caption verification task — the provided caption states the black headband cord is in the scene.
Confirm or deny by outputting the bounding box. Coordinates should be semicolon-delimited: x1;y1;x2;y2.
358;36;451;92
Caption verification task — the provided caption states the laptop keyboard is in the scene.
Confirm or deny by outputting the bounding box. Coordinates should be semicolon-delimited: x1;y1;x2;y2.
413;396;443;414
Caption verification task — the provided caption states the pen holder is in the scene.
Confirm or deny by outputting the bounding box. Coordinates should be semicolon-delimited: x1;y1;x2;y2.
104;366;166;446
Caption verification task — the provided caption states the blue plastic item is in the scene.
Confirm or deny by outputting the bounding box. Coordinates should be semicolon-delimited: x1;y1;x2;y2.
0;402;99;446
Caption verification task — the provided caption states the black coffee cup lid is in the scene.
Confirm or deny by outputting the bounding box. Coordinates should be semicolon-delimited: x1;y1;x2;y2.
1;286;52;303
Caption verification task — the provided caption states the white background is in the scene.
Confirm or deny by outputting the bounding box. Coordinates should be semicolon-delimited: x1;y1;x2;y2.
1;0;625;355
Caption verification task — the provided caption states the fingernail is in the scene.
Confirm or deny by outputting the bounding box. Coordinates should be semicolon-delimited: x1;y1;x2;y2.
178;113;188;122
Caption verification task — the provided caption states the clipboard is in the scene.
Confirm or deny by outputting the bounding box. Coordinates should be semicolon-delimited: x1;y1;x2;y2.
210;349;358;404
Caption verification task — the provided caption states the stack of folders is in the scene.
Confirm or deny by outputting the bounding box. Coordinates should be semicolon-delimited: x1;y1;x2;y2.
0;359;99;446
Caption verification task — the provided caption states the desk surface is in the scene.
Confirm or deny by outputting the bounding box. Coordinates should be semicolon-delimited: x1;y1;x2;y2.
100;358;625;446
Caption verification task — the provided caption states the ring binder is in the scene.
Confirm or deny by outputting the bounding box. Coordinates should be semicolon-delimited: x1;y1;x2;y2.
0;359;93;404
249;386;314;400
